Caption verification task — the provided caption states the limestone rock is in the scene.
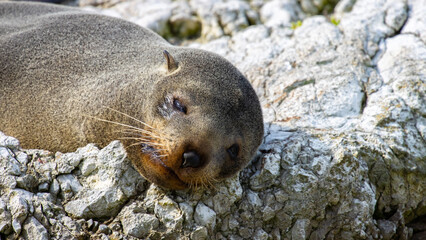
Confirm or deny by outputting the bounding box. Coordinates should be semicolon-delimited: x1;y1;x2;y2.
194;203;217;230
1;0;425;239
21;217;49;240
299;0;340;15
120;204;159;238
260;0;305;27
402;0;426;42
191;226;208;239
63;141;145;218
154;196;184;229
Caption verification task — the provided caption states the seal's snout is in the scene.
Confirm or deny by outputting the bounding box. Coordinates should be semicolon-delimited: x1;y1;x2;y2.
181;151;202;168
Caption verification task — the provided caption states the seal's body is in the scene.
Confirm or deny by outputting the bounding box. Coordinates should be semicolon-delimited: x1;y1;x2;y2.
0;2;264;190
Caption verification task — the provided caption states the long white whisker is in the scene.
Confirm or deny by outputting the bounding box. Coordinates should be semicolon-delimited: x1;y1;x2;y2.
118;137;163;143
126;141;165;147
85;115;166;140
115;129;159;139
104;106;157;131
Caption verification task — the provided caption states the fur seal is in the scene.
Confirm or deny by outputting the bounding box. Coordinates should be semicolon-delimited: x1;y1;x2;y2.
0;2;264;190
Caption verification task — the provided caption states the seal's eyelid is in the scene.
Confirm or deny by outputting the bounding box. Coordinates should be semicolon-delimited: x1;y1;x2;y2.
173;98;187;114
227;143;240;159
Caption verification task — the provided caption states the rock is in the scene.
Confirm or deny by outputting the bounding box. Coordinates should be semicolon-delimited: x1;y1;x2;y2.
154;196;184;229
212;175;243;214
9;190;32;234
0;0;425;239
194;203;217;230
378;220;397;240
169;1;201;38
79;157;96;176
49;179;60;196
83;0;173;38
250;153;281;190
190;0;259;41
376;34;425;116
402;0;426;42
190;226;208;240
57;174;82;199
0;198;12;234
7;157;21;176
254;228;269;240
334;0;357;14
64;187;125;219
212;0;256;35
291;219;310;240
119;203;159;238
299;0;340;15
0;132;20;149
246;190;262;207
339;0;408;57
77;144;99;176
15;152;28;165
179;202;194;223
38;182;49;192
97;224;110;234
21;217;49;240
63;141;145;219
260;0;304;27
191;0;224;40
55;152;83;174
121;213;159;237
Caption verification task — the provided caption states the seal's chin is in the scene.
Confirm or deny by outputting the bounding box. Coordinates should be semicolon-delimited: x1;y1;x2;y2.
139;144;188;190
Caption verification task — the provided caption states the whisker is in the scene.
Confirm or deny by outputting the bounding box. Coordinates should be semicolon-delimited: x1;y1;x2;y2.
126;141;165;148
121;128;170;142
85;115;167;140
84;115;145;131
154;149;168;152
118;137;165;144
113;130;144;137
103;106;157;131
127;142;145;148
209;179;218;191
122;127;165;139
115;129;160;140
118;136;152;140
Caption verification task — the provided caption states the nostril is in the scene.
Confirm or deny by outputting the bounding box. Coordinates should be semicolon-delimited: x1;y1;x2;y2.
181;151;202;168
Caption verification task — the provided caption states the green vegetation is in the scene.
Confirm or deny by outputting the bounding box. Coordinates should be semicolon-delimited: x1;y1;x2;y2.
330;16;341;26
291;20;303;30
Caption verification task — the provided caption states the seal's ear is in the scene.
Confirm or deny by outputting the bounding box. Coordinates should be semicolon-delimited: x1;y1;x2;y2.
163;50;178;73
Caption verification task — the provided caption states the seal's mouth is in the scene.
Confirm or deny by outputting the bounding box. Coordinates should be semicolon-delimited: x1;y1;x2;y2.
140;143;189;189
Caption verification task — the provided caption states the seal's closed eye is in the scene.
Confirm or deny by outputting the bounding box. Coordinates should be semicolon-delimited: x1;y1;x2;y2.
227;144;240;159
173;98;187;114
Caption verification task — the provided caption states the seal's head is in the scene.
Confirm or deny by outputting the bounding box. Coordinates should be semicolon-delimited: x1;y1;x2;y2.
126;50;264;190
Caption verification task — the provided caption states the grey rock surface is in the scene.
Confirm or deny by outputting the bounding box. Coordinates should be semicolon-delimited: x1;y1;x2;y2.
260;0;305;28
1;0;425;239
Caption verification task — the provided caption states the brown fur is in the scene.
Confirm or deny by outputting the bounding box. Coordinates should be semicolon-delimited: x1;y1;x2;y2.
0;2;264;189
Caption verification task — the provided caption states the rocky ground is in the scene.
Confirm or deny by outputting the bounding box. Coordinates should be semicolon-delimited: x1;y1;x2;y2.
1;0;425;239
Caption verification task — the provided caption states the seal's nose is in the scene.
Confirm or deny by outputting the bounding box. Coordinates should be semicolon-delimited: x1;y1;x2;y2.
181;151;202;168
